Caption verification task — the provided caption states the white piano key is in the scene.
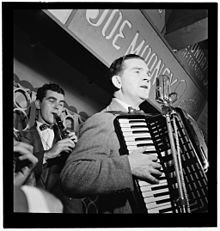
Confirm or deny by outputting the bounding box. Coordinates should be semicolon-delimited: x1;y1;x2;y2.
138;180;151;187
126;140;154;146
139;186;152;192
147;183;168;191
141;187;169;197
144;201;172;210
119;119;145;123
128;145;156;151
147;202;173;213
140;186;169;196
143;195;160;204
138;178;167;188
122;132;152;138
144;195;161;204
128;146;139;151
122;127;149;132
120;122;148;127
124;136;152;142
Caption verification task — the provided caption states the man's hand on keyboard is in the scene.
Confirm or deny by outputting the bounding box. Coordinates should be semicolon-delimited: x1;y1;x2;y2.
128;147;162;184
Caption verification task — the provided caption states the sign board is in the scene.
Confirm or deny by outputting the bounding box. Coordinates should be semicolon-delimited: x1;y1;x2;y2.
176;43;208;95
45;9;207;119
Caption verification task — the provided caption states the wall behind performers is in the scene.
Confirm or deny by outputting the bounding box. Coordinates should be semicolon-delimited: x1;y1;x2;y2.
13;26;111;133
14;26;207;143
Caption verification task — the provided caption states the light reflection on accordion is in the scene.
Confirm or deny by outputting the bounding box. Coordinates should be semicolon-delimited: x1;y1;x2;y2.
114;109;208;213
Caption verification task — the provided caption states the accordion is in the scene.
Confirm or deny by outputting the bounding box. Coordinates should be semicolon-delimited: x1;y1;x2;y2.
114;109;208;213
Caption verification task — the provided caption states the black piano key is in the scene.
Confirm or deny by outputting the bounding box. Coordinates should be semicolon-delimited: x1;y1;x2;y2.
159;207;174;213
159;176;166;180
143;151;157;154
156;198;171;205
132;130;149;134
135;137;152;141
151;184;168;191
154;191;170;198
137;143;155;147
131;125;148;128
128;119;146;123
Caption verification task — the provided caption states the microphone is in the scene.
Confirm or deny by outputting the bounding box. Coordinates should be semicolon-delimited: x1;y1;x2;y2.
155;74;177;106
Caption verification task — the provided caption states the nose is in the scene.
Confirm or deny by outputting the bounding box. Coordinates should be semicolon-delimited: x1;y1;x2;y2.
143;78;150;82
142;71;151;81
143;76;151;83
54;102;58;109
142;75;151;89
53;102;60;111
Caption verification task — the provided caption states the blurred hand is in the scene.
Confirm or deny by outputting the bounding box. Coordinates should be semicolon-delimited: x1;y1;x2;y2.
66;131;78;143
39;188;63;213
14;141;38;186
128;147;162;184
14;185;63;213
44;138;76;160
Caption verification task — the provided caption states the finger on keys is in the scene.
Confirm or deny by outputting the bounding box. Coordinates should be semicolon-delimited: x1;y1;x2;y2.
152;161;162;170
151;168;163;178
148;175;160;184
150;154;158;162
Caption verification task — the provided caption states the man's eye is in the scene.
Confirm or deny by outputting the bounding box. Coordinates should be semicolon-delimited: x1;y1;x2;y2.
49;99;55;103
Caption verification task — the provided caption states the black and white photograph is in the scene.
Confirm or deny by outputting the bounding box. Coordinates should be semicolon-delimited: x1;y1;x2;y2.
2;1;218;229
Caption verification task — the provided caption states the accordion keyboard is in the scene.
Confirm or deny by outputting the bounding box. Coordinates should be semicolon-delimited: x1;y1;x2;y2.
115;113;208;213
117;117;175;213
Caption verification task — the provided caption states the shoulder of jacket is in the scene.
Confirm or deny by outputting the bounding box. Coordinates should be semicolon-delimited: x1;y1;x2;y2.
88;111;118;122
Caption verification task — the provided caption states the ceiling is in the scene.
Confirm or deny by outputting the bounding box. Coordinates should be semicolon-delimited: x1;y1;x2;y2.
163;9;208;51
13;9;209;93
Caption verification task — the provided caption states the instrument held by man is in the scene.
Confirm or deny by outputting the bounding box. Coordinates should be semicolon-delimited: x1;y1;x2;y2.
113;74;208;213
53;113;70;140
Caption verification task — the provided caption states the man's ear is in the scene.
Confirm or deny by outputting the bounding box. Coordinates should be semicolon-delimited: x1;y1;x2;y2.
35;99;41;110
112;75;122;89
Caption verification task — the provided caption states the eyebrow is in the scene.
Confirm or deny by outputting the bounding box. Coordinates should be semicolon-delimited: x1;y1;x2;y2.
131;67;150;72
131;67;143;70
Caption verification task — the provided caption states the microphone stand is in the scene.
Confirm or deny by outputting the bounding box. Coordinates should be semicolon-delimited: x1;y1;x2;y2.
156;75;190;213
162;105;189;213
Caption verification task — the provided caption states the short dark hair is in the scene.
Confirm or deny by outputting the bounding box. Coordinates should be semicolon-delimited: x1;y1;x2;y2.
108;54;144;92
108;54;144;79
36;83;65;102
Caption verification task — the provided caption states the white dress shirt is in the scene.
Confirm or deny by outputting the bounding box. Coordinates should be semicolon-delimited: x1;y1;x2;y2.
113;98;140;112
36;121;55;163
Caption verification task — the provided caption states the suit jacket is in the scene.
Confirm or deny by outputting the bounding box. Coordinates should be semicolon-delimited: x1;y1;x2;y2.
21;125;83;213
60;98;137;213
21;125;65;191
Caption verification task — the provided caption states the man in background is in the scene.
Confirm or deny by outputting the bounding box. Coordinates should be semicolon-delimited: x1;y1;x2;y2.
21;83;81;213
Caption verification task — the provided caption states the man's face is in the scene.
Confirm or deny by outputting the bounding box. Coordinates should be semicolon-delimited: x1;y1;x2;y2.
37;90;65;124
119;58;152;105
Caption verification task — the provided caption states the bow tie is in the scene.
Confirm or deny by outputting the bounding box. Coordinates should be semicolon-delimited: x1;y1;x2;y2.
128;107;144;114
39;124;54;131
